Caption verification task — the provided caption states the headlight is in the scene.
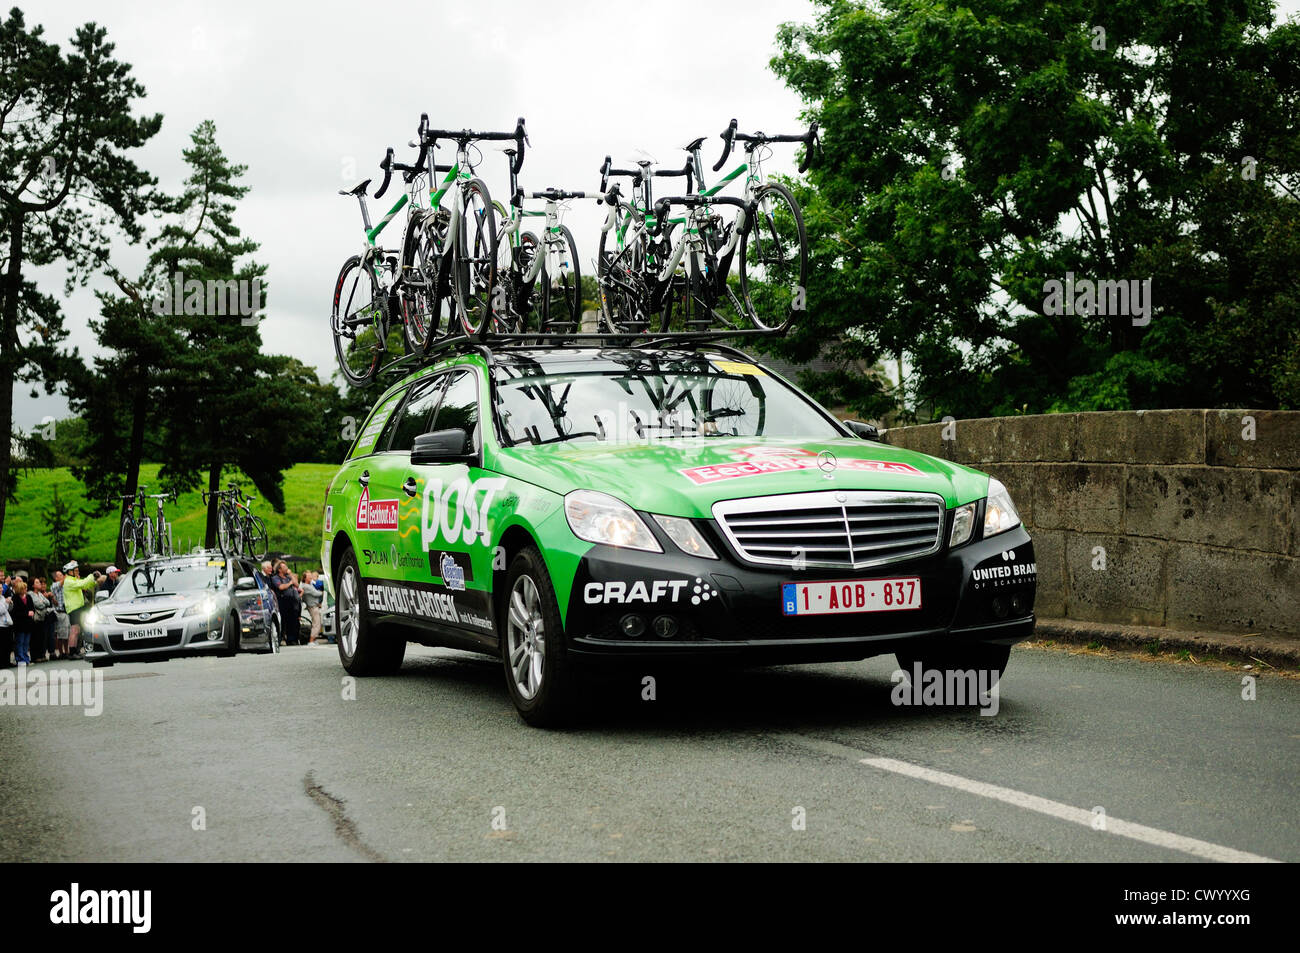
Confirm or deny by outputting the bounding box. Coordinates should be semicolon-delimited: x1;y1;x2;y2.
949;502;977;547
564;490;661;553
983;479;1021;537
83;606;100;626
184;597;218;618
651;514;718;559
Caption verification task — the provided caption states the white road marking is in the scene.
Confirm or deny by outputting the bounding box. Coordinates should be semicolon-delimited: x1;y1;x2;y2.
773;734;1279;863
860;755;1279;864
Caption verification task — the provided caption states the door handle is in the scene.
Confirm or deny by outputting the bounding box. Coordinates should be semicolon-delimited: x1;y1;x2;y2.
402;477;418;497
358;471;369;488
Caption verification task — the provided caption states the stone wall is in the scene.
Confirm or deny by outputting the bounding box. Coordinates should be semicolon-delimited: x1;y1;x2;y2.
880;410;1300;638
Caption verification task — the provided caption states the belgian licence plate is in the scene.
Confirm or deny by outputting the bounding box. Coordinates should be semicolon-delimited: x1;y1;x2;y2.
782;578;921;616
123;625;166;641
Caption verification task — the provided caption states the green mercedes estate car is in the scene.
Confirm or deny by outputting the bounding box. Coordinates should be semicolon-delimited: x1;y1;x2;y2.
320;344;1036;726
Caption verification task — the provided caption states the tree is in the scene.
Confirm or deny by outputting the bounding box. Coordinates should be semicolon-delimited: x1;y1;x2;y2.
41;485;87;566
0;8;161;539
771;0;1300;417
144;120;292;546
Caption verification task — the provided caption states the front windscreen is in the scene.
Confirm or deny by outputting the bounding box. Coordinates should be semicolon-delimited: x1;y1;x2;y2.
116;561;228;598
492;353;841;447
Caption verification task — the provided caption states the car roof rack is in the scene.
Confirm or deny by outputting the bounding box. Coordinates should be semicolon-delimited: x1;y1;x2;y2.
373;327;783;383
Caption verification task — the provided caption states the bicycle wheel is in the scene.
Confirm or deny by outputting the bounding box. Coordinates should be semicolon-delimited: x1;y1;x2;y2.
158;517;173;557
515;230;544;332
332;255;386;386
739;182;807;331
400;212;446;354
453;179;499;336
120;517;139;565
217;508;238;555
596;225;650;334
140;517;154;560
540;225;582;333
246;516;268;560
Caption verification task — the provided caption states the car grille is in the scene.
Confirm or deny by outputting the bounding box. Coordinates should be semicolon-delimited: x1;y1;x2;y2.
713;491;945;570
113;610;177;625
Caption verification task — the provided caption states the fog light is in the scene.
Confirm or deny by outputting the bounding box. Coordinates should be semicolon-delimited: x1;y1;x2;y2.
991;597;1008;619
619;614;646;638
208;631;221;641
1009;594;1024;615
652;615;678;639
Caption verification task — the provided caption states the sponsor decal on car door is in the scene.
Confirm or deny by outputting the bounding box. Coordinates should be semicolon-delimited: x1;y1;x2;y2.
400;369;500;635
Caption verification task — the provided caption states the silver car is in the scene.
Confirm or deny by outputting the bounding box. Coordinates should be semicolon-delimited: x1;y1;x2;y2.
83;553;281;667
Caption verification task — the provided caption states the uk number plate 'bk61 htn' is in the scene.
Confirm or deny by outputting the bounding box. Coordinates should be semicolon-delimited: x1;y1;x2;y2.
781;578;921;616
123;625;166;641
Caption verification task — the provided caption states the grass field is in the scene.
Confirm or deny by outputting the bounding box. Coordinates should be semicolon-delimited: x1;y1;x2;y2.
1;463;336;567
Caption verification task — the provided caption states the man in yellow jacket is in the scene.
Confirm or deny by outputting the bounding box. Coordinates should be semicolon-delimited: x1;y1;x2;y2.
61;561;102;658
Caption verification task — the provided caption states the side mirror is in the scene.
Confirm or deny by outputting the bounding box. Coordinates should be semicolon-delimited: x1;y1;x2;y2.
94;590;110;603
844;419;880;441
411;428;476;465
236;576;257;590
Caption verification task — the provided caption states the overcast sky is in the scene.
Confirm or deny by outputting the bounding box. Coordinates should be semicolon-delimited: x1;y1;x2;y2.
17;0;814;431
15;0;1300;433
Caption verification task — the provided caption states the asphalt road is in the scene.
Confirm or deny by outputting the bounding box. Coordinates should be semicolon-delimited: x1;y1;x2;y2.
1;642;1296;862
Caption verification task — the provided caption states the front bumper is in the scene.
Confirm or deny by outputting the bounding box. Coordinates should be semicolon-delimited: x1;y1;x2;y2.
563;524;1037;665
83;613;233;661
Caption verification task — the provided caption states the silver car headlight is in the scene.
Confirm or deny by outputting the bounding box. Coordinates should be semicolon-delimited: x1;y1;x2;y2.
564;490;661;553
184;597;218;618
949;502;977;547
651;514;718;559
83;606;101;626
983;479;1021;538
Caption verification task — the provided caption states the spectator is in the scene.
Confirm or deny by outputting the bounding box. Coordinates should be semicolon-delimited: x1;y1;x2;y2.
50;570;69;659
99;566;122;596
301;570;324;644
10;577;35;666
270;561;302;646
30;578;51;662
260;560;275;591
61;561;102;659
0;578;13;668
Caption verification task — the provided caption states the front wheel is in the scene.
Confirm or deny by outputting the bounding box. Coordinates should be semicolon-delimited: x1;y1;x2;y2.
453;179;499;336
219;611;240;657
332;255;386;386
120;517;139;565
217;509;237;555
739;182;807;331
335;546;405;675
540;225;582;333
265;618;280;655
244;515;268;560
400;213;446;354
500;546;579;728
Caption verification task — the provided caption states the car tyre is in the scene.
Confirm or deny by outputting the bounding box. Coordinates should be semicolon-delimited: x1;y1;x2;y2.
265;618;280;655
218;611;240;657
91;658;113;669
335;545;405;675
500;545;579;728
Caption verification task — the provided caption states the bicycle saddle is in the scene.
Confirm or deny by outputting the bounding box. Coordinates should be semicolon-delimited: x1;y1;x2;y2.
681;136;706;152
338;179;372;196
